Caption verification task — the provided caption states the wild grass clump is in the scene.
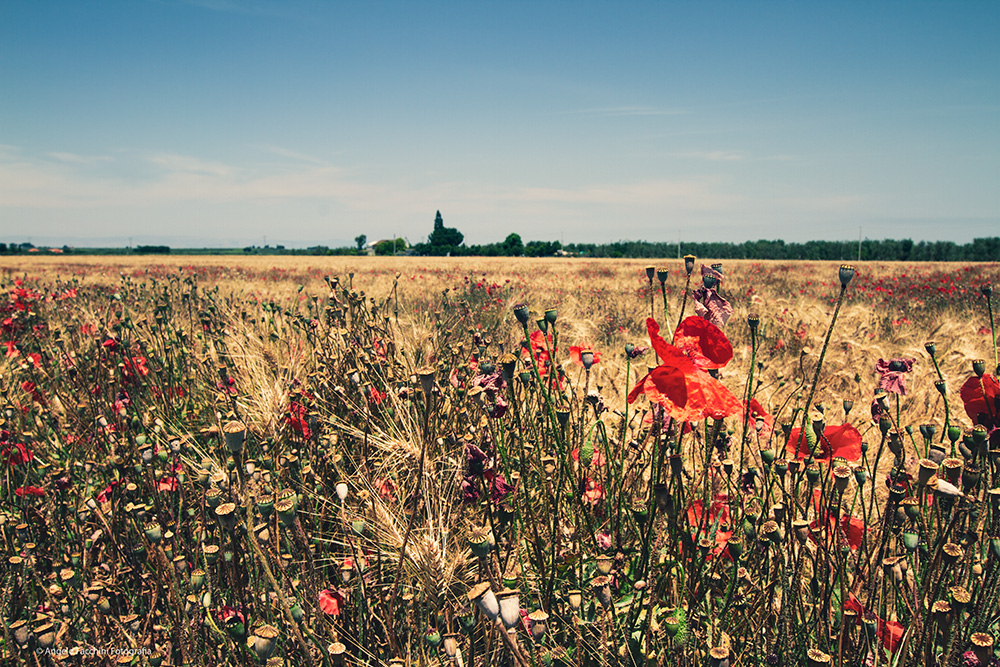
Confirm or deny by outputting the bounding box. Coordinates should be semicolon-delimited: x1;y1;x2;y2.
0;257;998;666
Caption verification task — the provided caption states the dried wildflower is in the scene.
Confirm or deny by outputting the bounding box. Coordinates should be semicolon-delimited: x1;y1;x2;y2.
875;358;915;395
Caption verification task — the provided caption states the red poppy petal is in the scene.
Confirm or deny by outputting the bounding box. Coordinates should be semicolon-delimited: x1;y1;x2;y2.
673;316;733;369
645;318;677;364
685;371;742;421
644;366;689;412
319;589;342;615
786;424;862;462
824;424;863;462
960;374;1000;425
626;372;651;403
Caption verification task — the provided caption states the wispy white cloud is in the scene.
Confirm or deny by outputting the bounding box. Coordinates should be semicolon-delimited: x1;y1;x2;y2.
567;106;689;117
147;154;234;176
46;152;114;165
676;150;745;162
257;145;330;166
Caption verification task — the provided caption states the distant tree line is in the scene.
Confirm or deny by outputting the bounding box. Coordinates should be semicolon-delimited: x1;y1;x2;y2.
3;222;997;261
563;237;1000;262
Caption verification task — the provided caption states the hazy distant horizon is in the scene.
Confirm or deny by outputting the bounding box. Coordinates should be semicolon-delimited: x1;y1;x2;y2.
2;1;998;246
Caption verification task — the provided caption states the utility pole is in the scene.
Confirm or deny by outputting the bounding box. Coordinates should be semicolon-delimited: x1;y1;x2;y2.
858;226;862;262
677;231;681;259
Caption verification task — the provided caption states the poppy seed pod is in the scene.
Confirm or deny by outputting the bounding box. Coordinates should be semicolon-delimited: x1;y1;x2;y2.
973;359;986;377
513;303;530;327
528;609;549;641
223;421;246;454
972;633;994;666
683;255;696;275
566;589;583;611
595;555;613;575
467;582;500;623
35;623;56;649
932;600;952;625
144;521;163;544
838;265;856;288
942;542;963;566
943;458;963;485
274;497;296;527
663;615;681;637
496;588;521;630
580;349;594;370
656;268;669;284
215;502;238;531
833;466;851;493
535;318;548;333
950;585;972;612
424;628;443;648
806;648;831;666
544;308;558;325
917;459;939;486
252;625;280;661
10;620;29;647
335;482;348;502
442;633;460;658
982;283;994;298
645;266;656;282
591;575;613;609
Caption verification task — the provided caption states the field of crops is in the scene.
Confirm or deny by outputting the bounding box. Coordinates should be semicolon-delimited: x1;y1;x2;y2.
0;255;998;667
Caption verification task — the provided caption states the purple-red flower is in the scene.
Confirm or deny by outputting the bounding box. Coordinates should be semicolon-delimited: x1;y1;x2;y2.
691;265;733;328
875;358;915;395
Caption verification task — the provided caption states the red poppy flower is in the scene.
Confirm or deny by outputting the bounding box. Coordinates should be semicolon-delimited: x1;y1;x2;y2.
3;341;17;358
687;494;733;560
785;423;863;462
571;446;607;468
522;330;555;376
569;345;601;368
742;398;774;441
26;353;41;369
809;489;865;550
319;588;344;616
157;476;179;492
844;593;904;653
581;478;604;506
14;485;45;497
2;442;33;466
627;317;741;422
960;374;999;448
97;479;123;503
287;401;311;438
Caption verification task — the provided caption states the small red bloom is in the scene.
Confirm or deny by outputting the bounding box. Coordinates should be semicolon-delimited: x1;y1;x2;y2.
786;423;863;462
14;485;45;497
319;588;344;616
569;345;601;368
2;442;33;466
742;398;774;441
687;494;733;560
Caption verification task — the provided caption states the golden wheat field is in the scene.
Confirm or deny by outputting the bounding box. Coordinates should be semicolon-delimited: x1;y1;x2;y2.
0;254;998;667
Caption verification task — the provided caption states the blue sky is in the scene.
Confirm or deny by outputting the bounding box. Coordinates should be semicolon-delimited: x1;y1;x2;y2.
1;0;997;248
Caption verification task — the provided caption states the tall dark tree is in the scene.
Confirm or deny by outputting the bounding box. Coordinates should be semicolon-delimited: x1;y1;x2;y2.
425;211;464;254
